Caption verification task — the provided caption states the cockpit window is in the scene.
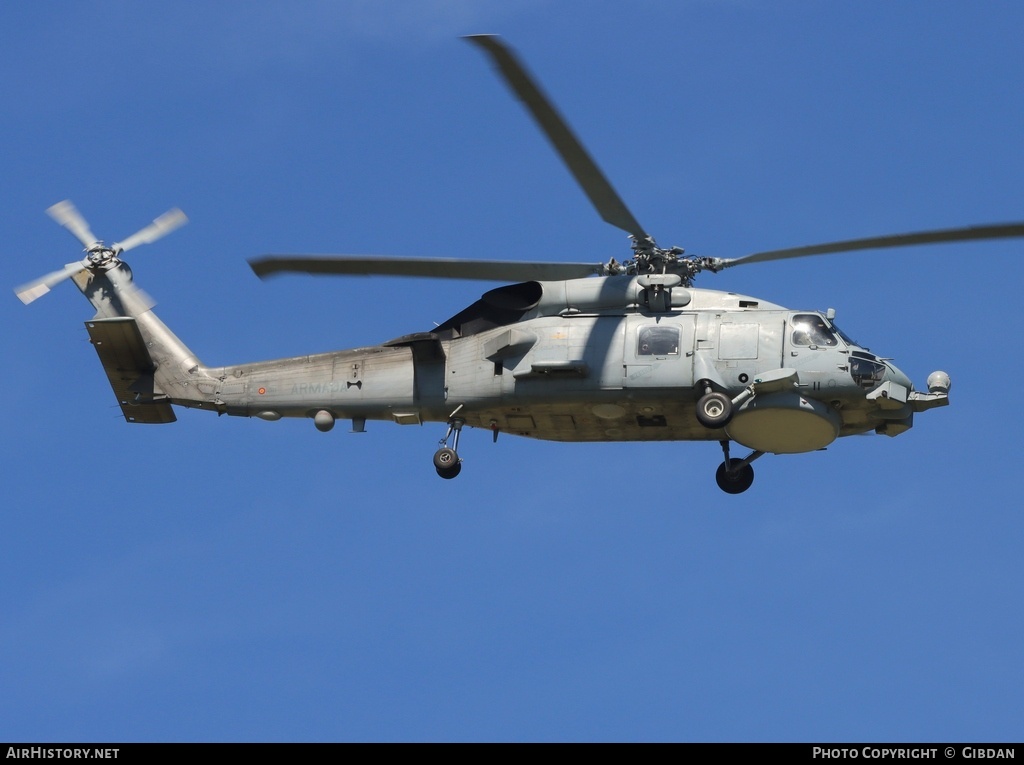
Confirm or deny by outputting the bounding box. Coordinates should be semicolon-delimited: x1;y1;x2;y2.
638;326;680;356
850;356;886;389
791;314;838;347
830;321;860;348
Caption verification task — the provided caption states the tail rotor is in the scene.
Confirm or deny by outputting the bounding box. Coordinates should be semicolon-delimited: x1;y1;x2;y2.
16;200;187;305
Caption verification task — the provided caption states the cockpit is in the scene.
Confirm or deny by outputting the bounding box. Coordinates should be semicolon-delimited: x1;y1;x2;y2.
790;313;840;347
787;313;910;392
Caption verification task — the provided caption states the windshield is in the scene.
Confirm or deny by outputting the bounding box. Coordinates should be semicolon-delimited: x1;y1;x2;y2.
829;320;860;348
791;314;839;347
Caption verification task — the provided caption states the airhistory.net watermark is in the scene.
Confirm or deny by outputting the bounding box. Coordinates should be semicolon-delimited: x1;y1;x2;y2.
6;749;118;759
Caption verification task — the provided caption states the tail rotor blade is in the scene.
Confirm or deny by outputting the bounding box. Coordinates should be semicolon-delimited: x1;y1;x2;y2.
119;280;157;312
46;200;99;249
14;260;89;305
113;208;188;253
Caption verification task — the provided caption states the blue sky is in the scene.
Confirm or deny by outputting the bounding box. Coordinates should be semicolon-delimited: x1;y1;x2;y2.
2;1;1022;742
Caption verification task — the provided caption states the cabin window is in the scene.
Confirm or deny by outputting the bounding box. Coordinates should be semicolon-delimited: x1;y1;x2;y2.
791;314;838;347
638;326;680;356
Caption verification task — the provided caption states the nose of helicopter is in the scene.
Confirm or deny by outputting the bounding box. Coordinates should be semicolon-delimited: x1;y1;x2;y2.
882;360;913;391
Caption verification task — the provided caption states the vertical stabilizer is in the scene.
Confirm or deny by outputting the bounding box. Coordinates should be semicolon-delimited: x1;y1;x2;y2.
73;262;212;422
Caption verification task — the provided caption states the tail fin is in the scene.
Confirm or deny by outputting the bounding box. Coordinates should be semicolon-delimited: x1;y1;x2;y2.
74;263;206;424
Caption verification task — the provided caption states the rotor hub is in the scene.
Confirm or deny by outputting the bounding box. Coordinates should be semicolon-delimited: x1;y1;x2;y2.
86;245;119;268
602;236;716;286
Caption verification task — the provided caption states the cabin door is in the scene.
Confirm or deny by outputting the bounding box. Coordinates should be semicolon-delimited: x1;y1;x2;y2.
622;315;696;388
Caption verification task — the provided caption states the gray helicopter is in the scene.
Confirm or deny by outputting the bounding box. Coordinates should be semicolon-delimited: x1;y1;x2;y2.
16;36;1024;493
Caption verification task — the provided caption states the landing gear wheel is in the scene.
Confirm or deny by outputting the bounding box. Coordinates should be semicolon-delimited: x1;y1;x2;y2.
436;463;462;480
696;391;733;428
433;447;461;479
716;458;754;494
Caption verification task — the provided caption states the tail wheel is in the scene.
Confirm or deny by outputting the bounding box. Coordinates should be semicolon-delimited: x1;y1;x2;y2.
433;447;461;479
715;458;754;494
436;463;462;480
696;391;734;429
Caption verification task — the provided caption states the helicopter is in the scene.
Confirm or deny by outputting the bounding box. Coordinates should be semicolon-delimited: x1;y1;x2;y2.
15;35;1024;494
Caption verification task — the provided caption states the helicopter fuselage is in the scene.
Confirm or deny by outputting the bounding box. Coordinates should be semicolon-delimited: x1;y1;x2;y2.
77;263;948;461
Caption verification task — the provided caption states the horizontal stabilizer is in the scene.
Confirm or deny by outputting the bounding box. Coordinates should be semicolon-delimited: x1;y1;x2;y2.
85;318;176;424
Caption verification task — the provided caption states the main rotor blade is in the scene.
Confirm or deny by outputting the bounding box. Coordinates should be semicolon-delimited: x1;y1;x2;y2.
465;34;650;241
15;260;89;305
250;255;604;282
46;200;99;249
713;222;1024;270
113;208;188;253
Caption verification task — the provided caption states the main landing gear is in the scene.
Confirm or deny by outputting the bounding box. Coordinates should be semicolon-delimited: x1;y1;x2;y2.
695;381;760;494
696;390;733;429
433;413;465;479
715;440;764;495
